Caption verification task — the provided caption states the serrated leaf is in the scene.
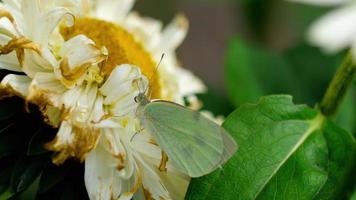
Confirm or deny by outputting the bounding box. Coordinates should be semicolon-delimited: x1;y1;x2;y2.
186;95;355;200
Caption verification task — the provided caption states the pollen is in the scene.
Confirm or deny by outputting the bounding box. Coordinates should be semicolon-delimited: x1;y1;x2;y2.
60;17;160;98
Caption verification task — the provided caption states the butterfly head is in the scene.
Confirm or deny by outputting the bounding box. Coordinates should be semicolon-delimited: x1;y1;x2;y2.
134;91;150;106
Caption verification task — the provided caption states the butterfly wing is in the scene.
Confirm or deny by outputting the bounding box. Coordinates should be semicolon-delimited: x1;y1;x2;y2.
141;101;237;177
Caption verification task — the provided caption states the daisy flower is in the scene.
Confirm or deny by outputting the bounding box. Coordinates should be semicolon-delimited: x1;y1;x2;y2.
0;0;206;199
288;0;356;59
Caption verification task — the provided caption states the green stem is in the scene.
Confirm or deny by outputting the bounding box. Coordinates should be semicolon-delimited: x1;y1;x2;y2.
320;52;356;117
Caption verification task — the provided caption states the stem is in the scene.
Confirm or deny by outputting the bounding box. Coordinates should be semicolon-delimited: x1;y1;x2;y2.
320;52;356;117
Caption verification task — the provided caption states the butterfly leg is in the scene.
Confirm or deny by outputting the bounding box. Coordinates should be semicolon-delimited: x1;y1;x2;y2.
158;151;169;172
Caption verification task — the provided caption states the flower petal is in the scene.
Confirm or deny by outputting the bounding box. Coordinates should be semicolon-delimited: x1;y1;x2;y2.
160;14;189;53
287;0;351;6
307;5;356;53
0;51;22;72
22;0;74;45
85;144;116;200
92;0;134;22
124;12;162;50
0;74;31;97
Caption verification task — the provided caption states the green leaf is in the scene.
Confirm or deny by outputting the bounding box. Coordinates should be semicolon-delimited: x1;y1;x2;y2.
0;98;23;121
0;123;25;159
225;38;297;106
186;95;355;200
225;39;344;107
351;188;356;200
38;163;71;194
11;155;48;193
27;126;56;156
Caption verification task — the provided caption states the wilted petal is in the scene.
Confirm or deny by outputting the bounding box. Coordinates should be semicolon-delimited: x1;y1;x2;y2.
0;74;31;97
85;131;141;200
47;121;101;164
28;72;66;108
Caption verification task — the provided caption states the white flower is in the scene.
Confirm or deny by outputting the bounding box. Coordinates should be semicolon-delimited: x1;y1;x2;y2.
287;0;356;58
0;0;206;199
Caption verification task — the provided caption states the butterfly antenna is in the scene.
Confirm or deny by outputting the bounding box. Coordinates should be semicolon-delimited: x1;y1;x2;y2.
146;53;165;97
135;79;143;94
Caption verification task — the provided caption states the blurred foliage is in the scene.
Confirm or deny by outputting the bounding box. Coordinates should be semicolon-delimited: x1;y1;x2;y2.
224;38;355;133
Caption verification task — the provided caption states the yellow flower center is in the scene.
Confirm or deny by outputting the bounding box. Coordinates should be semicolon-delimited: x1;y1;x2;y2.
60;17;160;98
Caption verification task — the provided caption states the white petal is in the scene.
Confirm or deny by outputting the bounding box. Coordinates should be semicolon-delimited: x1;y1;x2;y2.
51;121;75;149
101;128;135;179
32;72;67;93
100;64;146;105
160;14;189;52
85;144;115;200
62;85;82;108
0;74;31;97
156;166;190;200
85;133;140;200
307;5;356;53
100;64;137;95
109;92;138;116
0;52;22;72
89;94;105;122
287;0;351;6
23;51;54;78
134;153;171;200
124;12;162;50
60;35;100;68
22;0;74;45
176;67;206;95
93;0;134;22
0;17;19;38
71;83;98;123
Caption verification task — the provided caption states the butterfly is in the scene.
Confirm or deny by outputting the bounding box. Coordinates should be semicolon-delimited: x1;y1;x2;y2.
134;79;237;177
